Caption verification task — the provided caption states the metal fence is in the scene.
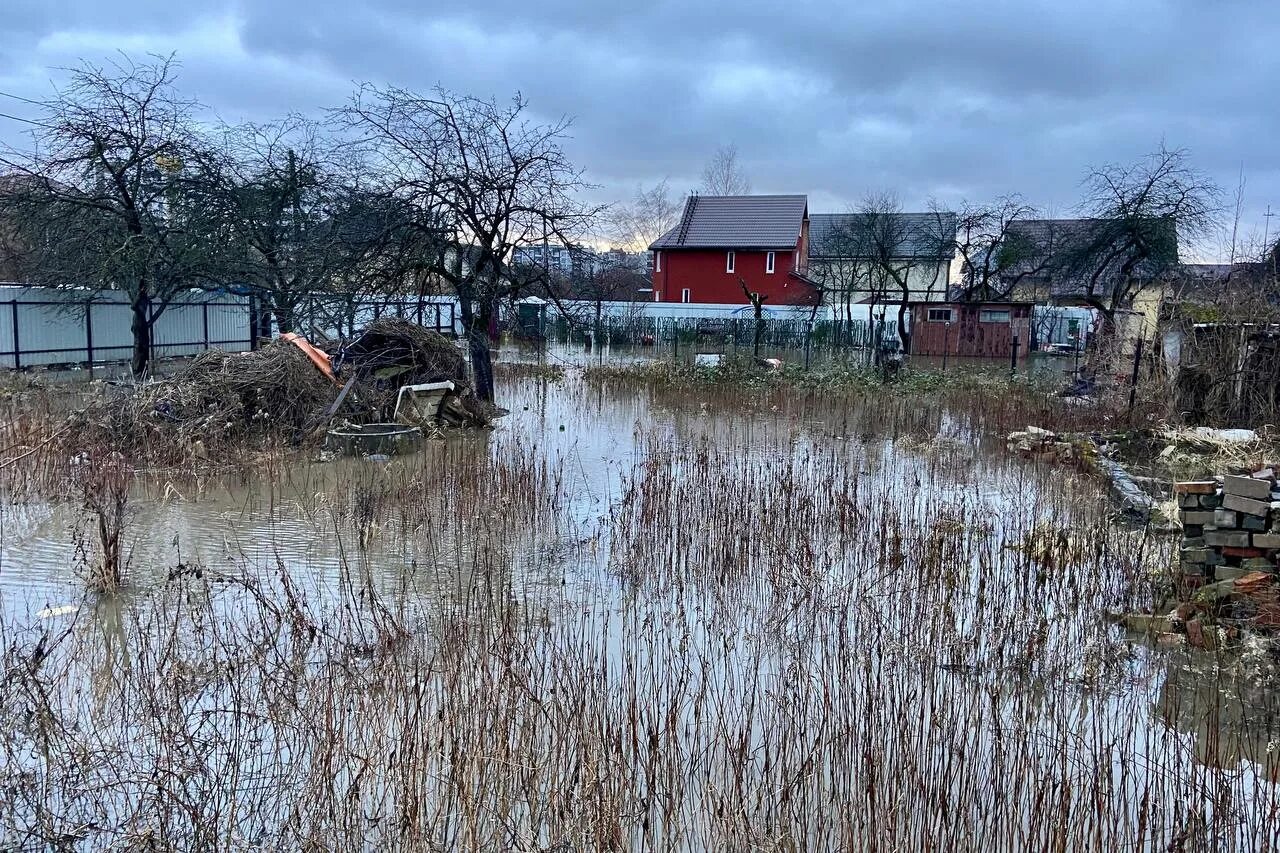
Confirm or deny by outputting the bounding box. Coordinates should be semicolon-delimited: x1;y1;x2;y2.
0;286;460;371
0;288;253;369
550;313;877;351
301;296;460;339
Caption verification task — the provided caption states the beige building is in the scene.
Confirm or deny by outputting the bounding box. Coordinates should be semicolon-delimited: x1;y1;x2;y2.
807;212;956;311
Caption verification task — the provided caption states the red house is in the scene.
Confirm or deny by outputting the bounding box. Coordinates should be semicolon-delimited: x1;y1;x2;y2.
649;195;818;305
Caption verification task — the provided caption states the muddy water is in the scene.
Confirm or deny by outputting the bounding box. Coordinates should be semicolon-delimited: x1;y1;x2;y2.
0;373;1277;849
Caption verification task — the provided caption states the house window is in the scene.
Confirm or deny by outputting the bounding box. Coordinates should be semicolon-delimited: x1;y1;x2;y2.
681;288;691;303
654;250;661;272
979;309;1012;324
927;308;953;323
726;251;735;273
766;251;775;274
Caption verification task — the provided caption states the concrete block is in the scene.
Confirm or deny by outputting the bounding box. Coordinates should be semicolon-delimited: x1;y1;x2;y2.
1216;565;1252;581
1253;533;1280;548
1222;493;1271;518
1223;546;1266;558
1175;480;1218;495
1205;550;1225;566
1181;547;1210;563
1205;530;1250;548
1183;536;1206;548
1199;493;1222;508
1224;475;1271;500
1179;494;1200;509
1241;557;1275;571
1182;510;1217;526
1244;514;1269;531
1213;508;1239;528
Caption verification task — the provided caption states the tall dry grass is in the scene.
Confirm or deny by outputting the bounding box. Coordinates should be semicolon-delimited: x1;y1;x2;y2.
0;375;1273;850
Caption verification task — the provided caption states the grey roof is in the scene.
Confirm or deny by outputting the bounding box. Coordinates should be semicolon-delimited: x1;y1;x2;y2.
808;211;957;260
1002;218;1177;296
649;195;807;250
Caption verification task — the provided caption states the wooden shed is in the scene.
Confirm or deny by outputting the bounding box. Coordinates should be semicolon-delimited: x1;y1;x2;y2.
909;302;1034;360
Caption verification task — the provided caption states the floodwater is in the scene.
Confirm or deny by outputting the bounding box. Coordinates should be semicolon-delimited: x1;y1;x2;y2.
0;372;1277;850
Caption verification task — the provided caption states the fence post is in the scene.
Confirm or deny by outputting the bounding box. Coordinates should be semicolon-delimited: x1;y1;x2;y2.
1010;333;1019;377
1127;338;1144;423
248;298;259;351
10;301;19;369
202;301;210;351
85;300;94;377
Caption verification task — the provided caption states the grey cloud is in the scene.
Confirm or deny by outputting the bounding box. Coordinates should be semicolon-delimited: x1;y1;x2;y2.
1;0;1278;252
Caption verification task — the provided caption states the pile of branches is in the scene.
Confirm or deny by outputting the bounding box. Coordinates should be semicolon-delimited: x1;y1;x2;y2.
333;318;494;424
67;341;357;462
64;319;493;464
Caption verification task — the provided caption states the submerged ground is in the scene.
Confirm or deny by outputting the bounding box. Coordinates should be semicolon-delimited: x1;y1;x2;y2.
0;357;1277;851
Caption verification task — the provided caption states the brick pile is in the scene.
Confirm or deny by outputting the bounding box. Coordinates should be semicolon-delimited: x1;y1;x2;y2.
1177;471;1280;586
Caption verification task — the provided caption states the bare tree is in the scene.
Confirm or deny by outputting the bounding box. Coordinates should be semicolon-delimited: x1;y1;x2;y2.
610;179;679;251
852;192;950;353
1065;145;1220;326
340;86;603;403
950;196;1047;301
808;216;882;350
0;55;220;375
699;144;751;196
200;116;393;336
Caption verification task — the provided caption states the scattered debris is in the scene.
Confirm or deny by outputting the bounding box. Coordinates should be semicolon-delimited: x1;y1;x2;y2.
1006;425;1077;463
64;318;493;462
327;423;423;457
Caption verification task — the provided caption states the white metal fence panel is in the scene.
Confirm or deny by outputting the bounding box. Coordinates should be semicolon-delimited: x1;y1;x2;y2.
0;286;252;368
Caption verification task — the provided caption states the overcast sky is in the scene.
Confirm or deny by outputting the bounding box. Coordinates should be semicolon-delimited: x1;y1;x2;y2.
2;0;1278;258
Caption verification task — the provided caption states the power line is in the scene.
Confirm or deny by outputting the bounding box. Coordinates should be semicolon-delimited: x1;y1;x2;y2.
0;110;48;128
0;90;44;108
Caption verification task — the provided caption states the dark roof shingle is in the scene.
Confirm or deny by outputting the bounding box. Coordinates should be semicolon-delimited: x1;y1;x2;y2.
649;195;807;250
808;211;957;259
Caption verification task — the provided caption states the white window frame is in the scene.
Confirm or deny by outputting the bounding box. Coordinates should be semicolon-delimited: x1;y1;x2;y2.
927;307;953;323
979;309;1012;324
726;251;735;273
681;288;691;304
766;251;776;274
654;250;662;272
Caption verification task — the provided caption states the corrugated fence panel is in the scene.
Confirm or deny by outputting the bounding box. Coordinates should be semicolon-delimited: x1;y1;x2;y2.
0;287;251;368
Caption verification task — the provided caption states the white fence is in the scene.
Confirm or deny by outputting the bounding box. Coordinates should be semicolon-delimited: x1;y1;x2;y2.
0;286;252;369
0;287;463;370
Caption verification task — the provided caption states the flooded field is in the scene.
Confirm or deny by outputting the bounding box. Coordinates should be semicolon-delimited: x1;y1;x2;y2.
0;371;1277;850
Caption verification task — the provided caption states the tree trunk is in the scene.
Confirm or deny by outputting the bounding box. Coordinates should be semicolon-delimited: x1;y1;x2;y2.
130;287;151;377
463;298;496;403
897;298;911;354
753;300;764;359
273;305;295;335
469;325;495;402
